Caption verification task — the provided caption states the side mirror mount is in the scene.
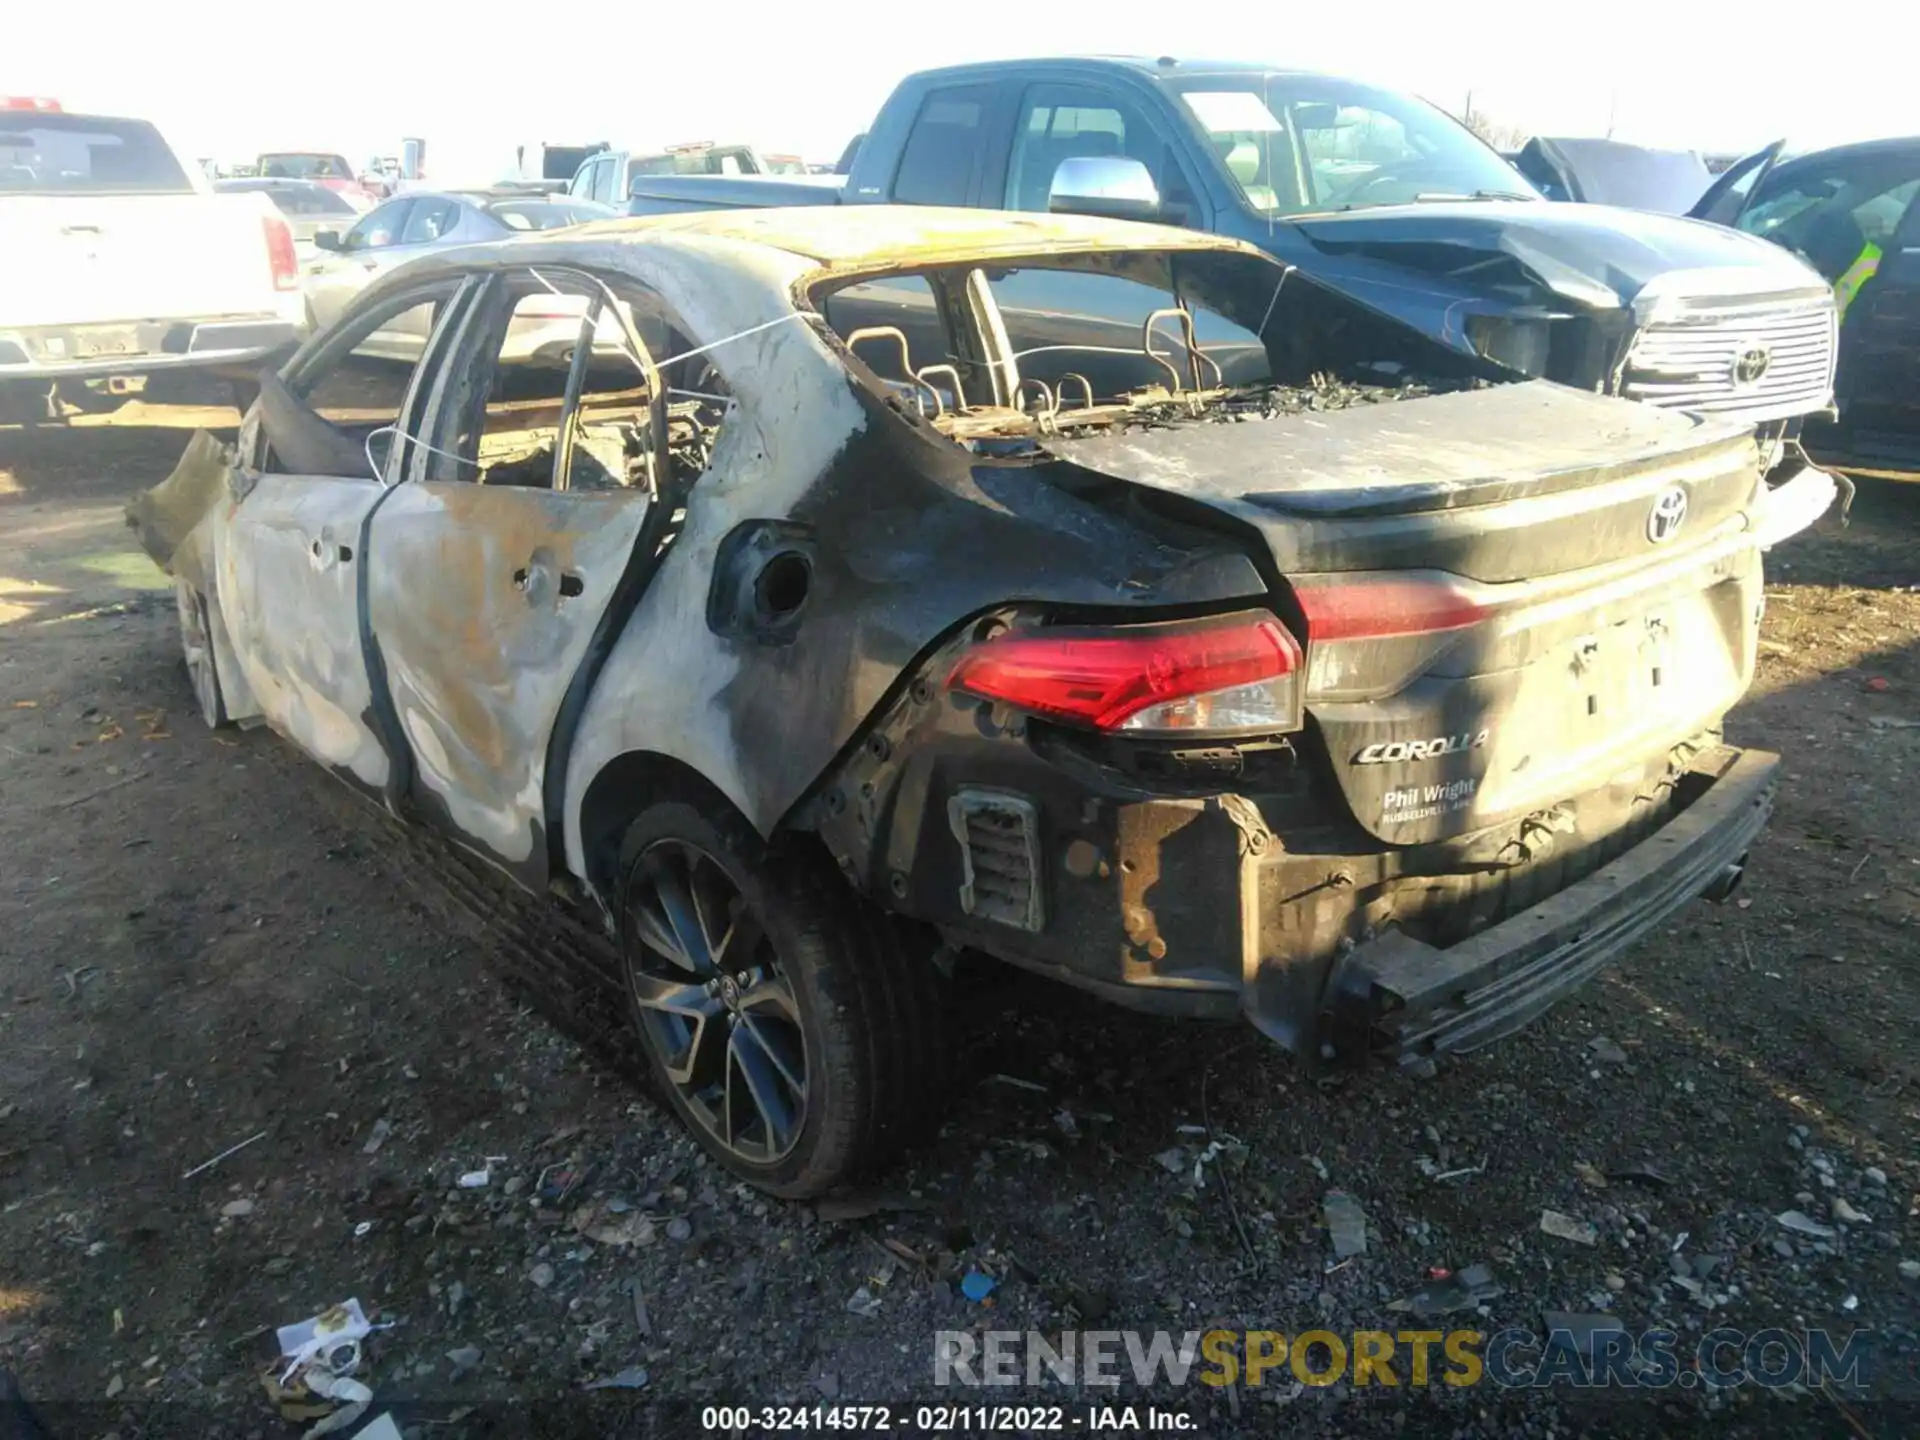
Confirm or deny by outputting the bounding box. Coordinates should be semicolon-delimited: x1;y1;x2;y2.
313;229;343;252
1048;156;1162;223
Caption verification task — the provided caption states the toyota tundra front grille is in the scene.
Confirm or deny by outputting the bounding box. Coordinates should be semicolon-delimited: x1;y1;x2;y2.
1622;291;1836;425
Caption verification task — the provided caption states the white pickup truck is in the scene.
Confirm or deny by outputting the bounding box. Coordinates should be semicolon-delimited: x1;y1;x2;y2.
0;101;303;421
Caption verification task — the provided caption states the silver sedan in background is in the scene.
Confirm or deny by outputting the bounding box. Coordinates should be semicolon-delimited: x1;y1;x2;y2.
300;190;617;354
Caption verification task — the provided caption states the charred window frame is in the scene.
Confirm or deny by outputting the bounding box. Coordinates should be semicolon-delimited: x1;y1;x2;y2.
407;265;715;497
812;250;1290;417
252;276;475;480
809;248;1488;433
975;256;1276;401
572;274;737;493
815;267;1001;415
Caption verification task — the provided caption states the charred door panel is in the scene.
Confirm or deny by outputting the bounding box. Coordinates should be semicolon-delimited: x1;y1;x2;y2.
365;481;653;884
214;473;390;791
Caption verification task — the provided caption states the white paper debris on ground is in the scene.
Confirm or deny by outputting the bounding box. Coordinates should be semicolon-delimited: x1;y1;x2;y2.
276;1299;373;1382
1540;1210;1599;1246
353;1416;403;1440
300;1369;372;1438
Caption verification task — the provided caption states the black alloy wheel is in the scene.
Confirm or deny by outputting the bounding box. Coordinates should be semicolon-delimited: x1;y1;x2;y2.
615;798;952;1197
624;837;809;1167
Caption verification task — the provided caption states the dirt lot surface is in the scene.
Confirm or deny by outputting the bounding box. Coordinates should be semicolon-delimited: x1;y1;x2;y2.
3;407;1919;1439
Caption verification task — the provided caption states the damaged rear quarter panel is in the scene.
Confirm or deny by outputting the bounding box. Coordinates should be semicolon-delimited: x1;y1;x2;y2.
557;236;1270;895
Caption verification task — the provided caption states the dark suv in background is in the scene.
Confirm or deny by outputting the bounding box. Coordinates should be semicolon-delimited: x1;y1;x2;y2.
1702;136;1920;483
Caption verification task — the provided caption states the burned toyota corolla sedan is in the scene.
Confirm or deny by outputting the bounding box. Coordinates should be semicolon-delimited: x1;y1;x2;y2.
131;208;1832;1195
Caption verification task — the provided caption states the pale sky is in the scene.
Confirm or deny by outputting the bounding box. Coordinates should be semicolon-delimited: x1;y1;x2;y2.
8;0;1913;184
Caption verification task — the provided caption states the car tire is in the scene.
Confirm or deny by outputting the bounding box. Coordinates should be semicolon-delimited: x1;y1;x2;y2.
616;798;950;1197
175;580;229;729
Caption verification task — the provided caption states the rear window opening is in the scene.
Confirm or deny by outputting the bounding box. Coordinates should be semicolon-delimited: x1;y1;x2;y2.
0;114;191;193
263;184;358;217
812;247;1491;448
259;153;354;181
483;199;612;232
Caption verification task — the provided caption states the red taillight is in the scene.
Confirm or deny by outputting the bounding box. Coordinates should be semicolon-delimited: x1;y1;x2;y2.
263;215;298;291
1291;573;1491;702
946;612;1303;736
1293;576;1488;640
2;96;62;112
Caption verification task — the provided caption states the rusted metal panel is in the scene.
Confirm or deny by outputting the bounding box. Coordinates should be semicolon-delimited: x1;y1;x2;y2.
366;481;652;876
213;474;390;788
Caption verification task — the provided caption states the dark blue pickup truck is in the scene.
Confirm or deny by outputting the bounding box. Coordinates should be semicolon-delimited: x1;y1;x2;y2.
628;57;1841;470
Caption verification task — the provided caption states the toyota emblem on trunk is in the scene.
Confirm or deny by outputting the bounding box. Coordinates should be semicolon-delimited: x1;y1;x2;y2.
1731;342;1772;388
1647;485;1689;543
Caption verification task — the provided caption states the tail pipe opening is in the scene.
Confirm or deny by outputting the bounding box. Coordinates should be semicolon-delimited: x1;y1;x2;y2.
1701;853;1748;904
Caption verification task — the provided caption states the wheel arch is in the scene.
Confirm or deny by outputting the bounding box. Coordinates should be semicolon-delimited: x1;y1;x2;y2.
576;749;772;905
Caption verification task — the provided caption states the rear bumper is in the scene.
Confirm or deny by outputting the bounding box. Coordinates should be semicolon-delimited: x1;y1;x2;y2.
0;317;298;380
1317;746;1777;1065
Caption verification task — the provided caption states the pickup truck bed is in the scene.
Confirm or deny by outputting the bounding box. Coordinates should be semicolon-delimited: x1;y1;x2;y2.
626;174;842;214
0;109;302;412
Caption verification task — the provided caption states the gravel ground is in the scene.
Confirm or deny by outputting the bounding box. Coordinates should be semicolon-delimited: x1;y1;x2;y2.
2;406;1918;1439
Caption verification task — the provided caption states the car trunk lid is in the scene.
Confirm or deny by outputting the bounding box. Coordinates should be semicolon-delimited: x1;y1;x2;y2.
1040;381;1767;845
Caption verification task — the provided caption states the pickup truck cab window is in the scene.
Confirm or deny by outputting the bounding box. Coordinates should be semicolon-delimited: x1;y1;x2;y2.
892;85;992;206
1005;83;1190;219
592;159;623;206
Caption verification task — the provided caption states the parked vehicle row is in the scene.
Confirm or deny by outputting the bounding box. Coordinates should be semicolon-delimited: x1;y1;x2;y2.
297;188;616;338
563;142;836;208
615;58;1842;497
254;151;379;210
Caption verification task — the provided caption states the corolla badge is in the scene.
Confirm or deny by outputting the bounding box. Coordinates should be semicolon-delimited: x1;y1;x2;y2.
1354;730;1489;765
1646;485;1689;544
1731;342;1772;388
